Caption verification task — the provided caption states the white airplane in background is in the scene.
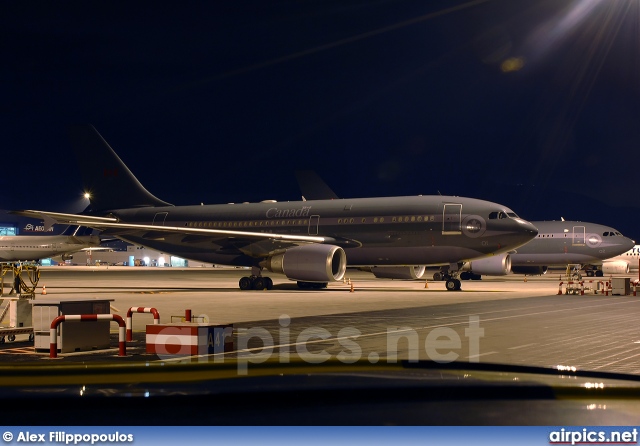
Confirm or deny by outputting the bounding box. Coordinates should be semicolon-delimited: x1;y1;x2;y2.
0;225;101;262
599;245;640;275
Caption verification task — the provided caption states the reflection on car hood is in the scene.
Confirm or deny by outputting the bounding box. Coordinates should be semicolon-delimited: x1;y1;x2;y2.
2;360;640;424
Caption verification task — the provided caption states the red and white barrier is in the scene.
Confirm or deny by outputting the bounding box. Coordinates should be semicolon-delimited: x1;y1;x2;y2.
146;323;234;356
126;307;160;342
50;314;126;358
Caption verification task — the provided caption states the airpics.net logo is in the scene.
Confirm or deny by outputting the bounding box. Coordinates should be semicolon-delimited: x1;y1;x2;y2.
153;314;485;375
549;429;638;445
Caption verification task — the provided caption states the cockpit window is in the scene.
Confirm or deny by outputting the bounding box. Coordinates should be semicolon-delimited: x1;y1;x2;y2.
489;211;510;219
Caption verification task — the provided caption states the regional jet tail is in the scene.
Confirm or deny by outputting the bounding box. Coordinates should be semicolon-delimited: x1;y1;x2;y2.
456;221;634;280
0;225;101;263
12;125;538;291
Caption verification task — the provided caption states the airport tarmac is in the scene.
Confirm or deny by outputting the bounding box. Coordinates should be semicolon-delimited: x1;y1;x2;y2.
2;266;640;376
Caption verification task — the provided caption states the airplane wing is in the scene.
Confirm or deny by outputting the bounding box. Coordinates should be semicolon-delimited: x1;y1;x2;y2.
10;210;335;256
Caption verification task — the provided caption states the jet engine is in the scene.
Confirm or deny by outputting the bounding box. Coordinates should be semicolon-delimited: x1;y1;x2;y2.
511;266;548;275
262;244;347;283
602;261;629;275
370;266;426;280
464;253;511;276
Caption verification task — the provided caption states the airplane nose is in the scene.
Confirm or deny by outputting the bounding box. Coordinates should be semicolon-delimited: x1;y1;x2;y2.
518;220;539;237
622;237;635;251
525;222;538;236
515;219;538;245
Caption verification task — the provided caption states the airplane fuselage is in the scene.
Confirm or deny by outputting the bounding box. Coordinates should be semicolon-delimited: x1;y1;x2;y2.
509;221;634;266
100;195;538;267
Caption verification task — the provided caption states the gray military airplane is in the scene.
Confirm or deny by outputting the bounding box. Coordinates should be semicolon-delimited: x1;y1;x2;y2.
454;220;635;280
0;225;101;263
13;125;538;291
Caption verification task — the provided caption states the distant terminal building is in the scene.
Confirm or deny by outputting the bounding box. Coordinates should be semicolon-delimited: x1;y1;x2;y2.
0;214;65;237
76;244;213;268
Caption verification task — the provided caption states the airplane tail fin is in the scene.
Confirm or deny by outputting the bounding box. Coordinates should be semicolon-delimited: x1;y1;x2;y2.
69;125;173;213
295;170;340;200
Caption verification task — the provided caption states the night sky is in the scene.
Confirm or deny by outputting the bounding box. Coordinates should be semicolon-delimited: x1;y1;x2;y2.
3;0;640;241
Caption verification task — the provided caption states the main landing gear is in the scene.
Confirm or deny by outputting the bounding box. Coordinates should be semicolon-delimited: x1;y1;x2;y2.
239;266;274;290
239;275;274;290
584;269;604;277
237;267;331;290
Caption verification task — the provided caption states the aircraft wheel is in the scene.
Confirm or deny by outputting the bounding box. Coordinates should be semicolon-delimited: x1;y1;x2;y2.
433;272;443;281
586;270;594;277
253;277;266;290
239;276;253;290
29;334;34;342
0;337;4;344
264;277;274;290
8;335;15;342
596;271;604;277
460;272;470;280
445;279;458;291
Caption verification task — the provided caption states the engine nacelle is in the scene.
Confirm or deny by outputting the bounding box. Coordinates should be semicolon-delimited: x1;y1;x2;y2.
262;244;346;282
465;254;511;276
602;261;630;275
370;266;426;280
511;265;548;276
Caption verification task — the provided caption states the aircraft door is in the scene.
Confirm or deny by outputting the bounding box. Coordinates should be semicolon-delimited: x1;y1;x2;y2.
308;215;320;235
442;203;462;235
153;212;168;226
572;226;586;246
